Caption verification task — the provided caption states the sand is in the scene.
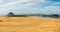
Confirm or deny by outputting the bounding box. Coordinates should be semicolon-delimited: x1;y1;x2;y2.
0;16;60;32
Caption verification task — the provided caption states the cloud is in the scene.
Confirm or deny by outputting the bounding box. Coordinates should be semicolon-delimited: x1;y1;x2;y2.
0;0;60;15
0;0;42;11
41;6;60;14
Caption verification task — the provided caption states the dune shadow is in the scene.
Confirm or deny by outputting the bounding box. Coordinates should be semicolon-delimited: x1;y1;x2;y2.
0;20;3;22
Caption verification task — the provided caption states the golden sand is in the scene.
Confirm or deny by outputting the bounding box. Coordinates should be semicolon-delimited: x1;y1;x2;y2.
0;16;60;32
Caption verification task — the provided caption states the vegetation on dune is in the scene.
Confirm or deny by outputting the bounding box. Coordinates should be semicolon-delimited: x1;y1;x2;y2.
6;12;60;19
7;12;28;17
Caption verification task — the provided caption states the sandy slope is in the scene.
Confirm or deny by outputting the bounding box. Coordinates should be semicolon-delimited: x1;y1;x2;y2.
0;16;60;32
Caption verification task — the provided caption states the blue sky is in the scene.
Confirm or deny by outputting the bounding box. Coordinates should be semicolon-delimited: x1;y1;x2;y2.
0;0;60;15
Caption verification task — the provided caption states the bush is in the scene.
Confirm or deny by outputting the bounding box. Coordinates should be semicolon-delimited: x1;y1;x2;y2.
7;12;14;17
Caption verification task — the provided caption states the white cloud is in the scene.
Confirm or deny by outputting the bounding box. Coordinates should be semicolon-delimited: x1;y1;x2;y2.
0;0;42;11
0;0;60;15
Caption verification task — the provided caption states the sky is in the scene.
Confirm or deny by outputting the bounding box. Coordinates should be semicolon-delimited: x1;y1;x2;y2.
0;0;60;15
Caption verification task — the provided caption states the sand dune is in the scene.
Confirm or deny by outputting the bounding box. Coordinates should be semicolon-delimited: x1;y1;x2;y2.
0;16;60;32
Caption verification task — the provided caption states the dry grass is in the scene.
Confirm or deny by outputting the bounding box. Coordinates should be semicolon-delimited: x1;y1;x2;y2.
0;16;60;32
